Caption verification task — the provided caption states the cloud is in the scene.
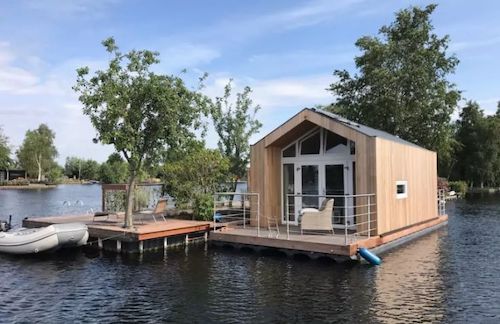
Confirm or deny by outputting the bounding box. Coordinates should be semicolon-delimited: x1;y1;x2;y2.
205;73;332;109
156;43;220;72
450;36;500;52
0;43;40;93
24;0;120;18
202;73;334;146
181;0;365;46
477;98;499;115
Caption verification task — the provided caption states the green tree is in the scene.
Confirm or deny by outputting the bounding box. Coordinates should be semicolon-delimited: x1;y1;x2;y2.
81;159;100;180
47;163;64;184
162;145;229;220
16;124;58;181
64;156;83;179
0;126;11;169
211;81;262;193
454;101;499;187
328;4;460;172
74;37;209;227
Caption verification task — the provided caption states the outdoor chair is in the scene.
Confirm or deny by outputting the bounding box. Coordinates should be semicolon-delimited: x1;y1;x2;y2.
300;199;334;235
136;198;168;223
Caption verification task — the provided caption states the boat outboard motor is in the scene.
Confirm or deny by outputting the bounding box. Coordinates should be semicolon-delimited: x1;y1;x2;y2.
0;215;12;232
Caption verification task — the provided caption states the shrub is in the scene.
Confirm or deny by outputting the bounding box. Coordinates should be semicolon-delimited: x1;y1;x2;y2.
449;181;468;195
193;193;213;221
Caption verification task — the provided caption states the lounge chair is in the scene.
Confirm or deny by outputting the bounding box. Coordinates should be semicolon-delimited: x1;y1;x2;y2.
300;199;334;235
137;198;168;223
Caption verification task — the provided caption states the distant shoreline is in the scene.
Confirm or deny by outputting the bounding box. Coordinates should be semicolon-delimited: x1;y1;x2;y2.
0;184;57;190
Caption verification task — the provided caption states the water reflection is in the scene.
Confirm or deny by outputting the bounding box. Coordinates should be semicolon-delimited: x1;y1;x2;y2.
1;187;500;322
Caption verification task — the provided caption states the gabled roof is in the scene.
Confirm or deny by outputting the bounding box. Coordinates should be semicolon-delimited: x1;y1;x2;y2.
311;108;423;149
255;107;428;151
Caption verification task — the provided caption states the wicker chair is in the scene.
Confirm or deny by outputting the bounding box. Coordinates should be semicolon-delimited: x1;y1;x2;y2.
300;199;334;235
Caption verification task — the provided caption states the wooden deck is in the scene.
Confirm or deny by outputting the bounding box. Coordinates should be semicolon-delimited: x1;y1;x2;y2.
23;213;211;244
210;215;448;259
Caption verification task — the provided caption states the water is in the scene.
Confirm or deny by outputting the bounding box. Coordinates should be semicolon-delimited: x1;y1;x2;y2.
1;186;499;323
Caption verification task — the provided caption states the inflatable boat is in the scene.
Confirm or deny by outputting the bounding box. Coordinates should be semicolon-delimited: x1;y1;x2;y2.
0;223;89;254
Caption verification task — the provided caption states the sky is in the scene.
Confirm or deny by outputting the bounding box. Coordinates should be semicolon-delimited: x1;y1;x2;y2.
0;0;499;164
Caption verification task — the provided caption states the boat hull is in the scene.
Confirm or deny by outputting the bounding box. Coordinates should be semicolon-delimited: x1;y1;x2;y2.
53;223;89;247
0;223;89;254
0;226;59;254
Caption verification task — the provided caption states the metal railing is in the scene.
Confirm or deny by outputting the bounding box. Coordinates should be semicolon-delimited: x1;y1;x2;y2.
438;189;446;216
213;192;376;245
213;192;260;235
284;193;376;244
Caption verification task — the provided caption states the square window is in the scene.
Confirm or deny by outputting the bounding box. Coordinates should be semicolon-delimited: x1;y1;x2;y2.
396;181;408;199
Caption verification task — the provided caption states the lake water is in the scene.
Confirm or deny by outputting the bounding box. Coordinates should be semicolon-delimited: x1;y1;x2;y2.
1;186;499;323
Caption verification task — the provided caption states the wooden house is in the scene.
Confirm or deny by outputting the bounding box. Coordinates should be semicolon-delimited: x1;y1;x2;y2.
248;108;439;236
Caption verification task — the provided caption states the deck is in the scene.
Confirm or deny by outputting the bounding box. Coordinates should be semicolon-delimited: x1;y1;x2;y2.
23;213;211;253
210;215;449;261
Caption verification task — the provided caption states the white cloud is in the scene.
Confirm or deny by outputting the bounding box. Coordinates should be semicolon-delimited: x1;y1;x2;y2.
156;43;220;72
24;0;120;18
202;73;334;145
450;36;500;52
0;43;40;93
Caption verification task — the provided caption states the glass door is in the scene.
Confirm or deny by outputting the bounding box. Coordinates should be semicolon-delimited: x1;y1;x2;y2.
325;164;345;225
297;164;320;220
282;164;295;224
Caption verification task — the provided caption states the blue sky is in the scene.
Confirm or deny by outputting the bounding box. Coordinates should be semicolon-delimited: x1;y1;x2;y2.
0;0;499;163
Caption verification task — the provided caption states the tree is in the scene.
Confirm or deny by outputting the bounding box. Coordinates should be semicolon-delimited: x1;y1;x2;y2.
74;37;209;227
0;126;11;169
162;144;229;220
81;159;100;180
328;4;460;172
211;81;262;193
454;101;499;187
64;156;83;179
16;124;58;181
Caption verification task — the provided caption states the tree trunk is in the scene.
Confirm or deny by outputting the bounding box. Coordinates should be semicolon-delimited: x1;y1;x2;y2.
37;158;42;182
124;170;137;228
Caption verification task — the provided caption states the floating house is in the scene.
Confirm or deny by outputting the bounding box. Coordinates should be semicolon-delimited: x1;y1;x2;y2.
211;108;447;261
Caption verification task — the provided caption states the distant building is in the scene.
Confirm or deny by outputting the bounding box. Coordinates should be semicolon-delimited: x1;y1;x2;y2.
0;169;28;181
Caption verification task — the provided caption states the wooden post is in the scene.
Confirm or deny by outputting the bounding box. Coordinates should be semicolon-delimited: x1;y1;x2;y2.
98;238;103;250
163;237;168;250
138;241;144;254
116;240;122;253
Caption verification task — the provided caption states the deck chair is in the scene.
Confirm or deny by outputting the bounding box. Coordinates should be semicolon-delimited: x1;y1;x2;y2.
137;198;168;223
300;199;334;235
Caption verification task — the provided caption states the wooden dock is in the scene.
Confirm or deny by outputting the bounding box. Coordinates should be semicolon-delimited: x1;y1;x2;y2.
210;215;448;262
23;213;211;254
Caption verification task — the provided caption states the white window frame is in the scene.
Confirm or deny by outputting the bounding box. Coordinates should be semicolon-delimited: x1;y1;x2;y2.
396;180;408;199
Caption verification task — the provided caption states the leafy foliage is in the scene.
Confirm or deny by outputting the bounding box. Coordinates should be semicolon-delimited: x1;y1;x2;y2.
64;156;100;180
328;4;460;169
162;145;229;218
454;101;500;187
99;154;129;184
16;124;58;181
211;81;262;191
74;37;210;227
0;126;11;169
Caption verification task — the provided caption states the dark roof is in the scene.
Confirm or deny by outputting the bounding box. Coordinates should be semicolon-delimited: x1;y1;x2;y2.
310;108;426;150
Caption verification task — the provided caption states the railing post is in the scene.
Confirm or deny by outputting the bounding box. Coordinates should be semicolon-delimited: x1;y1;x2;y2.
213;194;217;232
344;216;348;245
243;193;246;229
257;193;260;237
286;194;290;240
367;195;371;239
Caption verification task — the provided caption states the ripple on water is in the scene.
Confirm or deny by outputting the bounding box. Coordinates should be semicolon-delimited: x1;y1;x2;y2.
1;188;500;322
